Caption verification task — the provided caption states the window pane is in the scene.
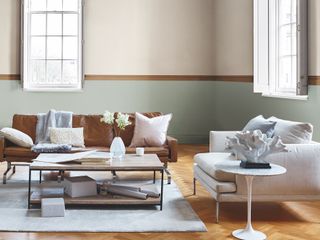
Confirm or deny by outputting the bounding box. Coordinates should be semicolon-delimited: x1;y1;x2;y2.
279;0;292;25
47;14;62;35
31;14;46;35
47;0;62;11
47;60;62;83
278;57;292;89
47;37;62;59
63;0;79;11
279;25;292;56
291;55;297;86
30;60;45;83
63;14;78;35
30;0;46;11
31;37;45;59
292;24;297;55
63;60;78;83
63;37;78;59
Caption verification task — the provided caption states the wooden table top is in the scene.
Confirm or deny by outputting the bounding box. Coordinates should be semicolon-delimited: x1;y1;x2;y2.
30;154;164;171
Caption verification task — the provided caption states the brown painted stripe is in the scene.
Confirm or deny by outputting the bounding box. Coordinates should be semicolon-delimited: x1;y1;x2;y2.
308;76;320;85
1;74;320;84
0;74;20;80
0;74;253;82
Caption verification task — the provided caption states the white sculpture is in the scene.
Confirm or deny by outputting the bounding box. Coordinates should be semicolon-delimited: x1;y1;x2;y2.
226;130;287;163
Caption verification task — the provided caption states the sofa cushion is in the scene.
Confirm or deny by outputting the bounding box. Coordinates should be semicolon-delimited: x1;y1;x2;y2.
72;115;114;147
0;127;34;148
194;165;236;193
116;112;162;146
50;127;85;147
130;113;172;147
194;153;235;182
5;147;39;158
268;116;313;144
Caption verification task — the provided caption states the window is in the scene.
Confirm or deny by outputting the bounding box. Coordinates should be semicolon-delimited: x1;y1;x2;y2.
22;0;83;91
254;0;308;99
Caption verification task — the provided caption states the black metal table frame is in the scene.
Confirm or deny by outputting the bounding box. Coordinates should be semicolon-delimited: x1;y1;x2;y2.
28;167;164;210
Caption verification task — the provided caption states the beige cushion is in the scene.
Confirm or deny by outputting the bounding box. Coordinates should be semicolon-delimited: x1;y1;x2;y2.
0;127;33;148
50;128;85;147
268;117;313;144
130;112;172;147
194;165;236;193
194;153;236;182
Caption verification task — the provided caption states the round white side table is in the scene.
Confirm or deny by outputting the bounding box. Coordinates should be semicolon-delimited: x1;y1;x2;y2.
216;160;286;240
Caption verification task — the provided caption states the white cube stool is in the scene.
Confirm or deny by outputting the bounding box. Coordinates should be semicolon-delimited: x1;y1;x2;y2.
41;198;65;217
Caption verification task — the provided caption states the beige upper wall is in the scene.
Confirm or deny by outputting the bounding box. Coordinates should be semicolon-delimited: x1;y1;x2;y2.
0;0;20;74
212;0;320;76
1;0;319;75
0;0;215;75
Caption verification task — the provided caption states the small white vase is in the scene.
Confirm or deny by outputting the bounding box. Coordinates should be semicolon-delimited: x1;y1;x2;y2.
110;137;126;159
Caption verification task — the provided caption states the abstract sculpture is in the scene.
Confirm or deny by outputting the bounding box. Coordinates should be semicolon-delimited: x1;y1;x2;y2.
226;130;287;167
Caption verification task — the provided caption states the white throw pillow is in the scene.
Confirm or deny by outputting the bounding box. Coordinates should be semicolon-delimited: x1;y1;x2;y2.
0;127;34;148
50;128;85;147
268;116;313;144
130;113;172;147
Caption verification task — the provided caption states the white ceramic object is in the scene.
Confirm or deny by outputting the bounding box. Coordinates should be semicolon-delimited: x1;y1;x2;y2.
110;137;126;159
226;130;287;163
136;147;145;156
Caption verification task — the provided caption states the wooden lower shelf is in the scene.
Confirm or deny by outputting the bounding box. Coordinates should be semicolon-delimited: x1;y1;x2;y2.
30;191;161;205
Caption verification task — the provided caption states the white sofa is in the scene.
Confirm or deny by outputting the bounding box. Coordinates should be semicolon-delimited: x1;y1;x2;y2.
193;130;320;222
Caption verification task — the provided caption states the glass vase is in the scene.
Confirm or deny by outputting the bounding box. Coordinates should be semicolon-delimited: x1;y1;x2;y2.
110;137;126;159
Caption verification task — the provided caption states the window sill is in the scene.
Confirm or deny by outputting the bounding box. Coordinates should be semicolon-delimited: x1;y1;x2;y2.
23;87;83;93
262;93;308;101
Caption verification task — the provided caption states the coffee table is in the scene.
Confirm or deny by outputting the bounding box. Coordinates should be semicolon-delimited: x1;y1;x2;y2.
28;154;164;210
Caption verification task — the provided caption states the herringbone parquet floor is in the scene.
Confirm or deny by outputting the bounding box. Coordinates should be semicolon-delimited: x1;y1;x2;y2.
1;145;320;240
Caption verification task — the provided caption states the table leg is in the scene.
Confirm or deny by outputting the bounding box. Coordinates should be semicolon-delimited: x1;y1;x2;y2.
153;171;156;184
160;169;164;211
232;176;266;240
39;170;42;184
28;168;31;209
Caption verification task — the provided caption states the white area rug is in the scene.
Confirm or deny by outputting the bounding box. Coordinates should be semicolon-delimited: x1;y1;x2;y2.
0;170;207;232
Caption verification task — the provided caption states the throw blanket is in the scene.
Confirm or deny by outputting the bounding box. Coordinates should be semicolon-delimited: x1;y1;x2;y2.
32;143;72;153
35;109;73;144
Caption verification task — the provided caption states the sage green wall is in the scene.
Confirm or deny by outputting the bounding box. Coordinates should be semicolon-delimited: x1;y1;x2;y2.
0;80;214;143
213;82;320;141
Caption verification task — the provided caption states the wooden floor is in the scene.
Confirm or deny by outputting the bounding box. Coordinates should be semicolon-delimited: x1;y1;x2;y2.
1;145;320;240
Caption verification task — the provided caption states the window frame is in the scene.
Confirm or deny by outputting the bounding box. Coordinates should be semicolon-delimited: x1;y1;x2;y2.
254;0;308;100
21;0;84;92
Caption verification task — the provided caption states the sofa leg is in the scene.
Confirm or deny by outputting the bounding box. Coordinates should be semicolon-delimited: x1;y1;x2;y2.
3;162;12;184
216;201;220;223
193;178;197;195
164;164;171;184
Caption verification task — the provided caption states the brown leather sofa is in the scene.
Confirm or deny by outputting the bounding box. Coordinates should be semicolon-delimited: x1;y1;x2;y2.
0;112;178;184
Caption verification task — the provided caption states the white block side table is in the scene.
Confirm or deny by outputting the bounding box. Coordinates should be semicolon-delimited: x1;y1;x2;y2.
215;160;286;240
41;198;65;217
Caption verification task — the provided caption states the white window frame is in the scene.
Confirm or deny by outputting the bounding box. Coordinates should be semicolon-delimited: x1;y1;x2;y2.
254;0;308;100
21;0;84;92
